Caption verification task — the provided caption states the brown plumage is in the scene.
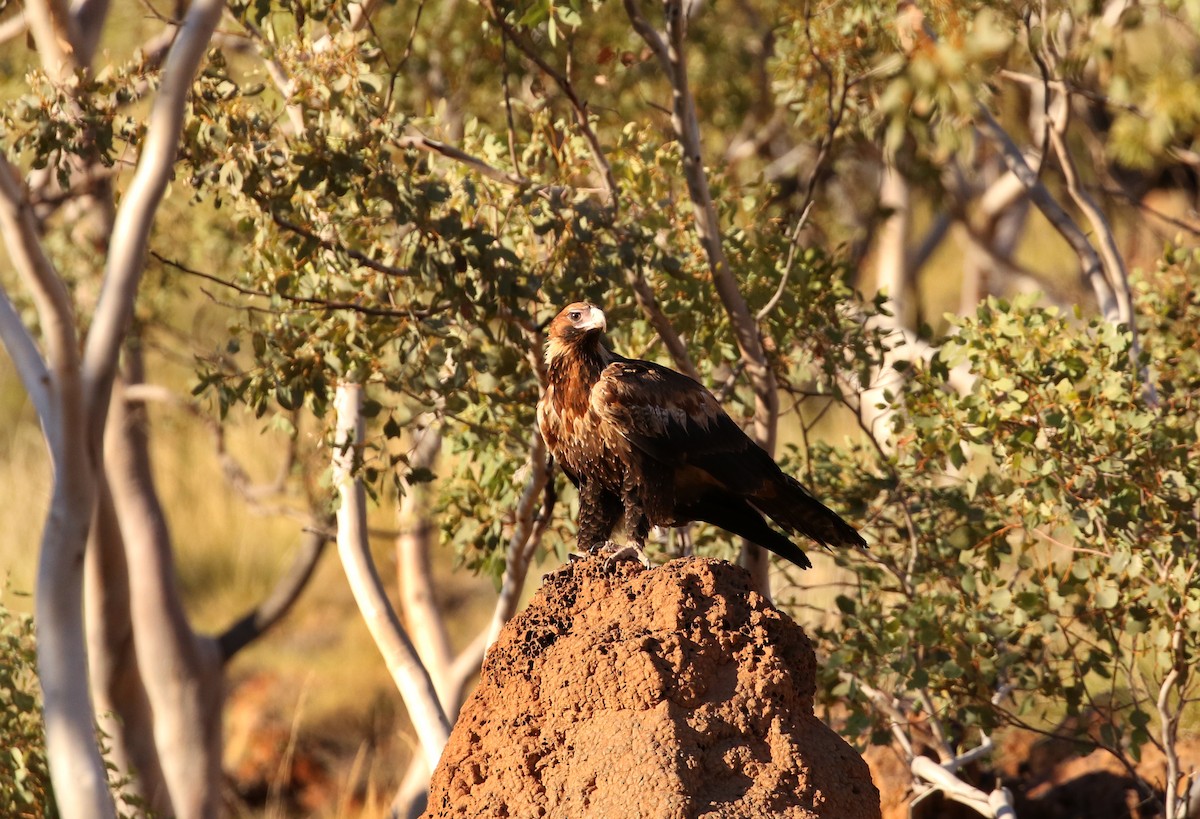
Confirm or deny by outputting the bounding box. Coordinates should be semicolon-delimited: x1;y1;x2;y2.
536;301;867;569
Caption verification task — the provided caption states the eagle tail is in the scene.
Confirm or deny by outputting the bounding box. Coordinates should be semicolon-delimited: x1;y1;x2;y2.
752;474;868;551
692;497;814;570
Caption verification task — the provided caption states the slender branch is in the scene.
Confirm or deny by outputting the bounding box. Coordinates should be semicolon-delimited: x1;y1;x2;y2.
150;249;437;318
624;0;778;591
240;19;307;134
974;108;1117;320
838;671;915;758
80;0;225;446
758;12;850;323
1159;618;1187;819
332;382;450;768
0;11;28;45
756;199;814;322
268;211;415;278
0;284;52;421
905;211;953;277
70;0;112;67
626;0;776;448
217;525;331;661
396;424;454;703
23;0;80;80
0;161;80;452
911;756;1014;817
396;134;530;187
1044;90;1154;401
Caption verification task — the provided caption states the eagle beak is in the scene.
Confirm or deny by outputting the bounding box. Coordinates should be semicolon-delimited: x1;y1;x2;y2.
579;307;606;332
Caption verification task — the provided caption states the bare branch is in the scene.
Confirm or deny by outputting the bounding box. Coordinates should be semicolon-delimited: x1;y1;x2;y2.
911;756;1014;817
1159;618;1189;819
0;285;53;421
756;200;814;322
238;19;307;135
23;0;80;79
1044;91;1154;401
70;0;112;66
625;259;699;380
0;11;28;45
268;211;415;278
397;133;531;188
484;430;551;647
0;161;80;448
484;1;619;213
217;525;331;662
150;249;437;318
626;0;776;447
332;382;450;767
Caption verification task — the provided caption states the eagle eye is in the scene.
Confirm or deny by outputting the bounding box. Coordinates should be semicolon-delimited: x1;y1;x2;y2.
568;310;581;321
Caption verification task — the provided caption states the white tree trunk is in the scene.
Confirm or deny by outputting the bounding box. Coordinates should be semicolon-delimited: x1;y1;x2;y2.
332;383;451;768
396;424;454;704
85;480;168;815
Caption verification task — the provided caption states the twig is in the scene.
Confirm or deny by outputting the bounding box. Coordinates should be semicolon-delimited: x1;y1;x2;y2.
150;249;445;318
268;211;414;278
395;133;530;187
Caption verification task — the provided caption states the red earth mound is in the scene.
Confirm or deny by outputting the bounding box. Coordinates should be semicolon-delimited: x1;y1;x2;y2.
422;555;880;819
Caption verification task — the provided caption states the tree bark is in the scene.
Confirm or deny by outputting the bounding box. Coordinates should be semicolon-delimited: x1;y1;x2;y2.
105;362;224;819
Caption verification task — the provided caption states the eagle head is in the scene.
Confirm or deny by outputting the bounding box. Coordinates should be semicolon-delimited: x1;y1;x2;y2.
545;302;607;364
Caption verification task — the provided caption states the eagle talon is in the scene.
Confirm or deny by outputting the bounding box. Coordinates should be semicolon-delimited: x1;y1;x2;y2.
604;543;648;568
585;540;620;556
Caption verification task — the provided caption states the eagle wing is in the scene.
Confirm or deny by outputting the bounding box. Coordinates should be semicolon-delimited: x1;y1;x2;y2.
593;358;866;552
591;359;773;494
